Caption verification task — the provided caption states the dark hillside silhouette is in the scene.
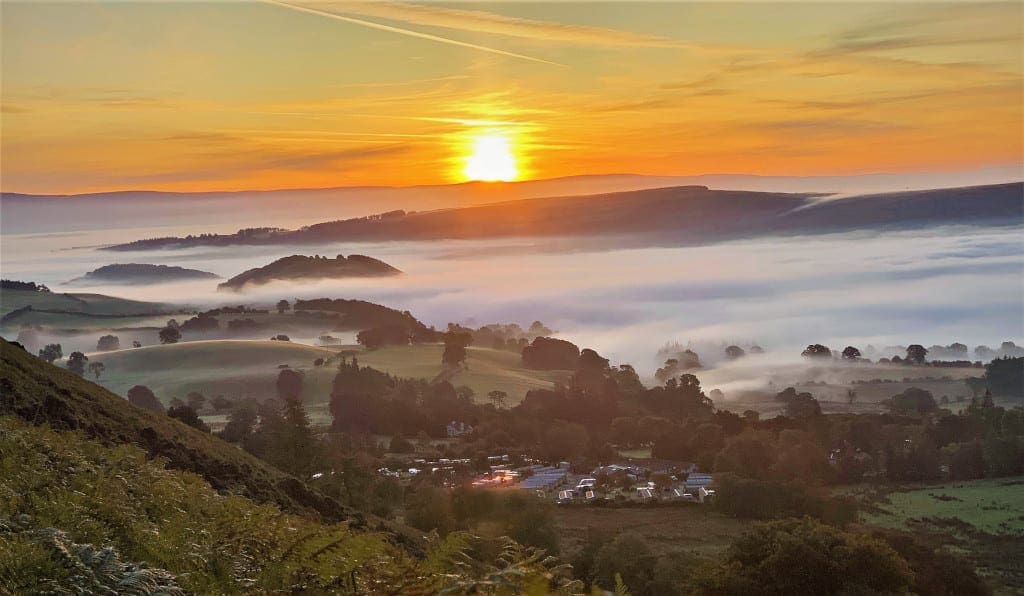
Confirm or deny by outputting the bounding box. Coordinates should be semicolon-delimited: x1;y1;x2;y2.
218;254;401;291
106;182;1023;251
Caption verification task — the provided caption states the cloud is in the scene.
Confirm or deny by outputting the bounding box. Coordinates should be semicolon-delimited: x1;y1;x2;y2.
318;1;701;49
265;0;563;66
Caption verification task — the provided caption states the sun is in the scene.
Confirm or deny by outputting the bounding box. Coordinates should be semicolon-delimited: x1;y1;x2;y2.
462;133;518;182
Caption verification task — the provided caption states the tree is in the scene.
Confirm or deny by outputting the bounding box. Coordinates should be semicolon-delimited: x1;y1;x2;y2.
87;361;105;380
487;390;508;410
690;518;912;595
167;404;210;432
841;346;861;361
905;344;928;365
801;344;832;359
714;434;776;480
357;325;410;349
405;485;455;535
219;402;257;443
66;351;88;376
159;323;181;345
610;364;645;395
389;435;414;453
725;345;746;360
186;391;206;412
775;387;821;418
276;368;304;402
132;340;142;348
276;299;290;314
442;331;472;370
889;387;937;416
528;320;553;336
96;334;120;351
211;395;232;412
38;343;62;363
540;422;589;462
127;385;164;414
521;336;580;370
984;357;1023;397
591;532;658;596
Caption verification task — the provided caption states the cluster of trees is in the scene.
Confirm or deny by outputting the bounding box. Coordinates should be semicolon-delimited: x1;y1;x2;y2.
180;314;219;333
292;298;428;332
445;320;553;352
803;341;1024;365
654;350;702;382
159;319;182;344
328;358;478;438
0;279;50;292
521;336;580;370
95;334;119;351
97;336;1009;596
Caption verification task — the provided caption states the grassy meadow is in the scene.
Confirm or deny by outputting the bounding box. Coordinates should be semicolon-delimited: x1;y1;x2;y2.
88;340;569;407
859;477;1024;593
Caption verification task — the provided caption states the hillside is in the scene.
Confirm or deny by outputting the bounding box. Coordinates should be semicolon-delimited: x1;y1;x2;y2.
65;263;220;285
106;182;1023;251
0;339;353;523
0;287;174;318
88;340;569;409
218;254;402;291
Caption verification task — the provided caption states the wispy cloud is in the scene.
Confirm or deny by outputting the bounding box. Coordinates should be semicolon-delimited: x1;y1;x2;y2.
322;1;698;49
265;0;563;66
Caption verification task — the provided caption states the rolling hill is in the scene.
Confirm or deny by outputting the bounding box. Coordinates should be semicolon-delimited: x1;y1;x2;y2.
0;287;175;318
218;254;401;292
65;263;220;285
87;340;569;408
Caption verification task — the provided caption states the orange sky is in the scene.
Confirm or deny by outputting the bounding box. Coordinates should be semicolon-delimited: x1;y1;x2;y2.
2;1;1022;194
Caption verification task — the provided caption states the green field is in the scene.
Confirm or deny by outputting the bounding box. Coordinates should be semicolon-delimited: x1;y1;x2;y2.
716;361;991;417
555;505;747;559
864;477;1024;536
89;340;569;406
860;478;1024;593
0;288;174;317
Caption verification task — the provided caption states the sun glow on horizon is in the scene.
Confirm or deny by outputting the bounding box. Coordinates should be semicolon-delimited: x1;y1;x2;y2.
462;133;519;182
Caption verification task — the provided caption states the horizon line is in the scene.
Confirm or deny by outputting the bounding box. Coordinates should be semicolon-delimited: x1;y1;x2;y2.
2;164;1022;198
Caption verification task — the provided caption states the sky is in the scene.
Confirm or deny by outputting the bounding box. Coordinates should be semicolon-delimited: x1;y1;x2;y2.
2;1;1022;194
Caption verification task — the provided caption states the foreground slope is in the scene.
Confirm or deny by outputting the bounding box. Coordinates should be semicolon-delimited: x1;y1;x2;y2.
0;339;350;523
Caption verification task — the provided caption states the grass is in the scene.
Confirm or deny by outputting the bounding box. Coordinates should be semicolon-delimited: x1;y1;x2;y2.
554;504;747;559
863;477;1024;536
721;361;997;417
90;340;336;403
88;340;569;406
0;288;173;317
0;339;354;523
858;477;1024;593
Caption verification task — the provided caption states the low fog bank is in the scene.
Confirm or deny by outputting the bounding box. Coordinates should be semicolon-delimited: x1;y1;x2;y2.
3;224;1020;384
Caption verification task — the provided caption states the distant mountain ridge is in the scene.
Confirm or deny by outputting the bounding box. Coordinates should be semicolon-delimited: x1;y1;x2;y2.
106;182;1024;252
5;167;1019;236
218;254;402;291
65;263;220;285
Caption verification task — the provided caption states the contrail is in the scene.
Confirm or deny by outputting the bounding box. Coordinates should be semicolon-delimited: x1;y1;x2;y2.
265;0;564;67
